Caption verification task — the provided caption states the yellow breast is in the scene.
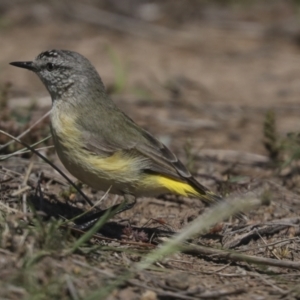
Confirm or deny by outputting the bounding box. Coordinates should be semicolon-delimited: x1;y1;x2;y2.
50;105;145;192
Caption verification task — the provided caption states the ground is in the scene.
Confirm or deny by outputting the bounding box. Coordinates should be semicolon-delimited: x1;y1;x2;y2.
0;1;300;299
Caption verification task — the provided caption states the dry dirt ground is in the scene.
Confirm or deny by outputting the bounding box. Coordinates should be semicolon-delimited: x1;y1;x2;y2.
1;1;300;299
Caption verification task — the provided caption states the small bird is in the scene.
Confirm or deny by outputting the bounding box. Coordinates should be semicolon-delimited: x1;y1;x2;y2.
10;50;220;209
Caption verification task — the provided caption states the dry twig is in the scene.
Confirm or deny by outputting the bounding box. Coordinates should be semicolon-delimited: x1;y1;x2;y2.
184;243;300;270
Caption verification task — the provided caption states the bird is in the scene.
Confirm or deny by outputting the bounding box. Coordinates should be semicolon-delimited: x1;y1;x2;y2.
10;50;221;211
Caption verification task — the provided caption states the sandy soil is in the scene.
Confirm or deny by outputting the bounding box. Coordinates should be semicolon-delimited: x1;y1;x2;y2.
1;1;300;299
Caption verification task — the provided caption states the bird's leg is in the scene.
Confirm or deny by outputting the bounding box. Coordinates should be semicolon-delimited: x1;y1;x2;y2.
74;194;136;230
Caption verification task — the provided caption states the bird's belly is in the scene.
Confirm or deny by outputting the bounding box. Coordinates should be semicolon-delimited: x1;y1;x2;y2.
54;139;130;195
50;108;169;197
51;131;160;196
57;145;169;197
49;109;118;193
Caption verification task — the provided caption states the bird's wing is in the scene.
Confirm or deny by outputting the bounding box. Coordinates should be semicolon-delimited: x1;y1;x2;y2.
79;113;211;196
81;126;184;179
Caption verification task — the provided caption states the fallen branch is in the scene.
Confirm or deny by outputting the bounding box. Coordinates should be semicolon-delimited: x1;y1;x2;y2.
184;243;300;270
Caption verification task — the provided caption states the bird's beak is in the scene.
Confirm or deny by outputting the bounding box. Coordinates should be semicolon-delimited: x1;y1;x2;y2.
9;61;37;71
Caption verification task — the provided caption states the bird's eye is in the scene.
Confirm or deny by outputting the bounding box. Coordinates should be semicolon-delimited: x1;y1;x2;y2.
46;63;55;71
